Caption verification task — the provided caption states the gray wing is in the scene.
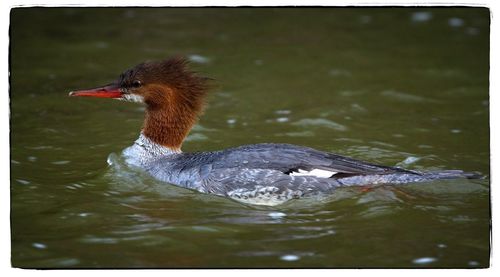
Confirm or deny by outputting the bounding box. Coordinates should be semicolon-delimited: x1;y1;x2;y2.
196;143;415;203
209;143;411;175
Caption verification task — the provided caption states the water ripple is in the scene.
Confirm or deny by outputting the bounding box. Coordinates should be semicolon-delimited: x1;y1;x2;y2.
381;90;439;103
293;118;347;131
413;257;437;265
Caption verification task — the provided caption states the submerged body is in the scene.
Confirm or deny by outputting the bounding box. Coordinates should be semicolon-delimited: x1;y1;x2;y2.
121;134;475;205
70;57;480;206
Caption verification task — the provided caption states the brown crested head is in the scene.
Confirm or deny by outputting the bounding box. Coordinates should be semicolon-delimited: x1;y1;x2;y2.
70;56;212;150
125;57;211;150
118;56;211;110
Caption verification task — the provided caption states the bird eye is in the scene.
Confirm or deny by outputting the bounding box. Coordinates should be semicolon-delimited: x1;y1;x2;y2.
132;80;142;88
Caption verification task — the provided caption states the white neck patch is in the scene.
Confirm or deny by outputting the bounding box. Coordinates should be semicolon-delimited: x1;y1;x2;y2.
122;133;181;167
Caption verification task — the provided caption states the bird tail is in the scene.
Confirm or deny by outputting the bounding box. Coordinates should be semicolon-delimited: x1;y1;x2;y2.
422;170;485;180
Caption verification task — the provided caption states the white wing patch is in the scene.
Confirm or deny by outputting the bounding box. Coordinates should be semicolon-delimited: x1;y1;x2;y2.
289;168;337;178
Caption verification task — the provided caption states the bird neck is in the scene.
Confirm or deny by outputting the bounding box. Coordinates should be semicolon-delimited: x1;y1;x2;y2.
142;105;197;151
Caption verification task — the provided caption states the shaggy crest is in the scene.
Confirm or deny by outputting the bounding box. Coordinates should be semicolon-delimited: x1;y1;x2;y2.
119;56;211;111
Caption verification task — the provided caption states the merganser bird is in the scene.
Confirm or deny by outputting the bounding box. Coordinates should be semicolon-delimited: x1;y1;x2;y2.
69;57;480;206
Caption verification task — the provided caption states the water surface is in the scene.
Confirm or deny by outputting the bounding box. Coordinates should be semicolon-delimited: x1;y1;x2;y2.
10;7;489;268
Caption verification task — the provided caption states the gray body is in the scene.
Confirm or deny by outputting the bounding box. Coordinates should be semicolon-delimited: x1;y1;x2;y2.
122;134;477;205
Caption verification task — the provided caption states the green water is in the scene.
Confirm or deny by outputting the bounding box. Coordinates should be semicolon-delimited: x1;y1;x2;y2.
10;7;490;268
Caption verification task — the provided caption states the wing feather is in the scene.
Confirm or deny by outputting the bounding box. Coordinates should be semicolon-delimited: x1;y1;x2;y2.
210;143;412;175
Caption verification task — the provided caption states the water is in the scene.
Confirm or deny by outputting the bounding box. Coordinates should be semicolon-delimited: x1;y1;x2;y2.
10;7;489;268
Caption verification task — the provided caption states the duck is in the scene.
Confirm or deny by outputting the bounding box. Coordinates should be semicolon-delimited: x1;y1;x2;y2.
69;57;480;206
